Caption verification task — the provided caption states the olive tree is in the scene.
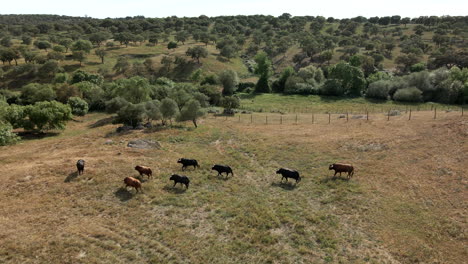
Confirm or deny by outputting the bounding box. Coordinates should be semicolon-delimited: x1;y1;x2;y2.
219;69;239;96
160;98;178;125
177;99;204;127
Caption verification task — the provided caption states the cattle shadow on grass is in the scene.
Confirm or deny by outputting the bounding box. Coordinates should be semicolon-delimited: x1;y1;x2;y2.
271;181;299;190
320;176;350;184
114;187;136;201
64;171;79;182
210;174;231;181
162;185;187;194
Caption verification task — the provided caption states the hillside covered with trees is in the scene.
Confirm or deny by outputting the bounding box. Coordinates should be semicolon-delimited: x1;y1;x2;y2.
0;14;467;144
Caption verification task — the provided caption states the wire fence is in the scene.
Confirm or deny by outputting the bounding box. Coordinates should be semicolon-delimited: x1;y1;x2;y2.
210;107;466;125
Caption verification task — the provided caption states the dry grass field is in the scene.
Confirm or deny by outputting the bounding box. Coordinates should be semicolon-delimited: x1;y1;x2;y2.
0;111;466;263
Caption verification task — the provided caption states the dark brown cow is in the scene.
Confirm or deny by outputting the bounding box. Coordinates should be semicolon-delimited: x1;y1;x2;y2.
135;165;152;179
329;163;354;179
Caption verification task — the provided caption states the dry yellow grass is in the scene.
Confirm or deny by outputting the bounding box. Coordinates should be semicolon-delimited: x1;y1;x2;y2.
0;111;466;263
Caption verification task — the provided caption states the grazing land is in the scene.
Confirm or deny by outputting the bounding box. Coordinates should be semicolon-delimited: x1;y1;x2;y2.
0;110;466;263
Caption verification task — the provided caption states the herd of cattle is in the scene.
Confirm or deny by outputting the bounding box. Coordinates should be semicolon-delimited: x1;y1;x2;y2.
75;158;355;193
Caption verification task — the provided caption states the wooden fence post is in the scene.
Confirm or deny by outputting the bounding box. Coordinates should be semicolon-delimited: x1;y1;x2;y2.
280;115;282;125
295;114;298;124
346;112;349;122
251;114;253;124
266;115;268;124
328;113;331;124
387;110;390;121
238;115;241;122
312;113;314;124
434;107;437;119
366;111;369;121
409;109;412;120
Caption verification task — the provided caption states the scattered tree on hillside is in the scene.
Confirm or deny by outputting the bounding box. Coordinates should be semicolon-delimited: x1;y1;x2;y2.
254;51;272;93
185;46;208;64
95;48;107;64
177;99;204;127
219;69;239;96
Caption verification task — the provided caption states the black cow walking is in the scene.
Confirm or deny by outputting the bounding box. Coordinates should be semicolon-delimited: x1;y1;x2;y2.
276;168;301;183
177;158;200;170
76;159;85;175
212;164;233;177
170;174;190;189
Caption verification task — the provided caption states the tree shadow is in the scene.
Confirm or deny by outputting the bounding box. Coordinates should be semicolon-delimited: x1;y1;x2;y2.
162;185;187;194
64;171;79;182
62;64;81;72
104;129;133;138
114;187;136;201
125;53;154;59
271;181;299;190
89;116;115;128
18;131;60;141
216;56;231;63
143;124;190;133
85;62;101;66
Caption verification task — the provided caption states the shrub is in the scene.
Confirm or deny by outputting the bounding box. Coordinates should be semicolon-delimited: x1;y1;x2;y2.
219;70;239;96
55;83;81;103
20;83;56;105
221;96;240;110
75;82;106;111
22;101;72;132
320;79;345;96
237;82;255;92
105;97;129;114
393;87;423;102
410;63;426;72
404;71;433;101
116;103;146;127
68;97;89;116
0;123;19;146
144;100;162;122
366;80;390;100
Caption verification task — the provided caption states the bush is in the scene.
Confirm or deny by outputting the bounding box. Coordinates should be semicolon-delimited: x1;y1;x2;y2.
105;97;129;114
20;83;56;105
320;79;345;96
22;101;72;132
221;96;240;111
0;123;19;146
116;103;146;127
68;97;89;116
366;80;390;100
410;63;426;72
219;70;239;96
254;75;271;93
393;87;423;102
75;82;106;111
237;82;255;92
55;83;81;103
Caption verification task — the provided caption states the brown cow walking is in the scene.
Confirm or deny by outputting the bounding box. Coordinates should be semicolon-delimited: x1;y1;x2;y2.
124;177;142;193
329;163;354;179
135;165;152;179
